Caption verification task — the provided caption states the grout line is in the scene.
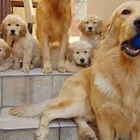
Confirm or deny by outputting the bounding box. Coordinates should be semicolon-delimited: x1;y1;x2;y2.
58;119;61;140
1;77;3;108
52;75;53;97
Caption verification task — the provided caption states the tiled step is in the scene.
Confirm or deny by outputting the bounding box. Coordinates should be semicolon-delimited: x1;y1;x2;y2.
0;69;72;107
0;108;79;140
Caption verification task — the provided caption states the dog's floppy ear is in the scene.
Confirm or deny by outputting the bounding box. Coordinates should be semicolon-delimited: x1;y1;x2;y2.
20;24;27;36
78;21;84;32
101;11;117;40
0;23;7;35
96;19;103;34
66;43;74;62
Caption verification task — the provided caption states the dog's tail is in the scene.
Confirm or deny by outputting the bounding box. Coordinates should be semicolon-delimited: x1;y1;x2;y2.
9;98;61;118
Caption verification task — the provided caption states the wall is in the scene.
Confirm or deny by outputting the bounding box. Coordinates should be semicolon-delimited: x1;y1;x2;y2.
87;0;135;21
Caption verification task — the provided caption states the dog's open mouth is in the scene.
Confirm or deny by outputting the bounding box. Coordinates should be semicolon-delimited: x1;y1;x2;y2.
121;34;140;57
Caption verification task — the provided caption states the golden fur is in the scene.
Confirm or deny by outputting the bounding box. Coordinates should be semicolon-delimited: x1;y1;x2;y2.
78;14;103;49
0;14;41;73
65;40;92;72
36;0;72;73
0;38;13;71
9;1;140;140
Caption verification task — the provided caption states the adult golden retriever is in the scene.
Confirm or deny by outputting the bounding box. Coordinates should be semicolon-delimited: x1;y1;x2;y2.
65;40;92;72
0;38;13;71
0;14;41;73
78;14;103;49
36;0;72;73
10;1;140;140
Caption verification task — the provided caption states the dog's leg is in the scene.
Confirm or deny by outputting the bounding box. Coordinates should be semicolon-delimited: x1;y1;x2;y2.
36;101;85;140
131;130;140;140
41;36;52;73
97;118;114;140
74;117;98;140
58;34;68;72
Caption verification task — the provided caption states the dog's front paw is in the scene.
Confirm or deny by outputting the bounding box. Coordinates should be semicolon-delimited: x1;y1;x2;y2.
80;127;98;140
43;63;52;73
36;128;48;140
58;62;66;73
22;66;30;73
13;63;20;69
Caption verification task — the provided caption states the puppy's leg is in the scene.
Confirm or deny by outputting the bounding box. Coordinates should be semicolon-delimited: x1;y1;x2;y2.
36;101;85;140
31;56;41;69
12;55;21;70
58;34;69;72
97;117;114;140
74;117;98;140
0;59;13;72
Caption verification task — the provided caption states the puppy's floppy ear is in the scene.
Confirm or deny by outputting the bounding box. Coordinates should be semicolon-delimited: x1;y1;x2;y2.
20;24;27;36
66;43;74;62
0;23;7;35
96;19;103;34
78;21;84;33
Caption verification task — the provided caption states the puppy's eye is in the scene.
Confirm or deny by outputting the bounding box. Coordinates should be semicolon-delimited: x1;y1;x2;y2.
121;9;131;15
85;21;89;24
84;51;87;53
7;23;11;26
16;24;20;27
0;49;1;52
93;21;97;24
76;52;79;54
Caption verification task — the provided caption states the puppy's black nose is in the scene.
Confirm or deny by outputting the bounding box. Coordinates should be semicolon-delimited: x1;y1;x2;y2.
11;29;15;34
80;58;85;63
88;27;93;30
134;18;140;29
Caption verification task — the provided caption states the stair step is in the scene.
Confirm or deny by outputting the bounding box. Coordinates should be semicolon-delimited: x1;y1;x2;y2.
0;69;72;107
0;108;78;140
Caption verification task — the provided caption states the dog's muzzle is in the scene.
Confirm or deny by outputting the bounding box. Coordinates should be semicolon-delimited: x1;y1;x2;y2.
121;34;140;57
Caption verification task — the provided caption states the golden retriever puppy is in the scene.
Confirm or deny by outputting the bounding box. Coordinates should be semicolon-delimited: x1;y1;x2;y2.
10;1;140;140
78;14;103;49
0;14;41;73
65;40;92;72
0;38;13;71
36;0;72;73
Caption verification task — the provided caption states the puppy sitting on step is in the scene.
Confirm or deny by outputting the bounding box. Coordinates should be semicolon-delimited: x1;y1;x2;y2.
0;38;13;71
0;14;41;73
65;40;92;72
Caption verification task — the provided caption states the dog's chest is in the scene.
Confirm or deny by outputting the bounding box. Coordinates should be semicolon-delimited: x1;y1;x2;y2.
94;74;140;132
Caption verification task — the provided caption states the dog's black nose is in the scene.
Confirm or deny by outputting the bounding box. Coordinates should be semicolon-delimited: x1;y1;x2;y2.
80;58;85;63
134;18;140;29
11;29;15;34
88;27;93;30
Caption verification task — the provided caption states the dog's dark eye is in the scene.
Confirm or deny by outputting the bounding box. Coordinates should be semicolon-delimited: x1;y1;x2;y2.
121;9;131;15
93;21;97;24
76;52;79;54
0;49;1;52
16;24;20;27
85;21;89;24
84;51;87;53
7;23;11;26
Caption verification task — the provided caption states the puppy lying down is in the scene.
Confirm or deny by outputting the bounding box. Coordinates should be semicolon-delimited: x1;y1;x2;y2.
65;40;92;72
0;38;13;71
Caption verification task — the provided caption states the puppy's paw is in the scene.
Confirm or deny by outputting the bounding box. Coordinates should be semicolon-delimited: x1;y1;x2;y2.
80;127;98;140
36;128;48;140
22;66;30;73
13;63;20;69
43;63;52;73
58;62;66;73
